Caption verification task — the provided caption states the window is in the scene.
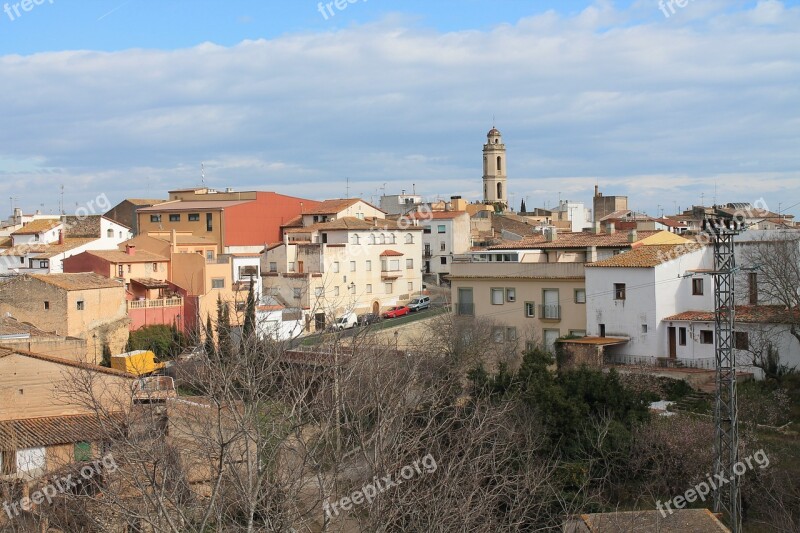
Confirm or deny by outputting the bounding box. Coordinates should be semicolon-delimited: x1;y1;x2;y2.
269;262;277;273
289;261;295;272
700;330;714;344
641;324;648;333
169;214;180;222
408;281;413;291
384;282;393;294
406;258;414;269
118;265;123;277
525;302;535;317
389;259;400;271
353;234;360;245
734;332;749;350
437;225;446;234
405;233;414;244
599;324;606;337
506;327;517;341
34;234;39;241
679;327;687;346
506;288;516;302
74;442;91;462
350;284;356;295
491;288;504;305
107;228;113;237
440;242;446;251
368;234;376;245
211;278;225;289
44;301;49;310
614;283;626;300
127;265;131;273
366;284;372;294
692;278;703;295
569;330;586;337
493;327;505;343
293;288;301;299
440;257;447;265
574;289;586;304
150;215;161;223
350;261;356;272
206;250;214;261
38;260;48;269
334;286;340;296
76;301;85;311
332;262;340;273
188;213;200;221
497;155;502;171
206;213;213;232
366;260;372;271
423;226;431;234
748;272;758;304
315;287;323;297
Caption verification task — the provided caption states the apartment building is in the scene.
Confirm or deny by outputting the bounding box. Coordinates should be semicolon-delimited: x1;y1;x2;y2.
449;228;689;353
136;188;318;254
264;201;423;330
407;209;470;279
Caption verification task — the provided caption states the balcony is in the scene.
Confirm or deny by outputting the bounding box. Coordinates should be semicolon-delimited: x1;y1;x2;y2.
449;261;585;280
128;297;183;310
456;302;475;316
539;304;561;320
381;269;402;280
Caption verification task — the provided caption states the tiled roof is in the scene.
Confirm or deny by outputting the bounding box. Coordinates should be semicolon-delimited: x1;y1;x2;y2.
0;316;59;338
0;413;126;449
580;509;729;532
146;233;217;245
126;198;166;206
0;236;11;248
11;219;62;235
303;198;384;215
656;218;688;228
664;305;800;325
587;244;704;268
280;214;303;228
285;217;423;233
379;250;404;257
489;230;663;250
407;211;468;220
137;200;249;212
29;273;124;291
63;215;102;238
31;238;97;259
85;249;168;263
131;278;170;289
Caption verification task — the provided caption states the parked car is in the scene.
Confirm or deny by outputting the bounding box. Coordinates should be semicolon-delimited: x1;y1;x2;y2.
383;305;410;319
332;313;357;331
407;296;431;312
357;313;381;326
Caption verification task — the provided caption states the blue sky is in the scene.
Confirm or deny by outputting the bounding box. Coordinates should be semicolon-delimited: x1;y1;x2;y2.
1;0;799;219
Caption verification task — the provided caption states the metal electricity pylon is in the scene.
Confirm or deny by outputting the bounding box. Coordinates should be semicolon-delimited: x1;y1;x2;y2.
701;217;743;533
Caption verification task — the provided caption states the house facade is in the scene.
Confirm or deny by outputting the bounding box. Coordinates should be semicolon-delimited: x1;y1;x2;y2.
409;209;470;279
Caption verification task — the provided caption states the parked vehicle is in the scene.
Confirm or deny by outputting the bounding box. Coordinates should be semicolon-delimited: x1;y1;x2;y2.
357;313;381;326
332;313;358;330
407;296;431;312
383;305;410;319
111;350;165;376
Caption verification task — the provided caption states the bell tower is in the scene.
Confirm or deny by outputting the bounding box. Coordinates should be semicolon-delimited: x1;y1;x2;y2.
482;126;507;208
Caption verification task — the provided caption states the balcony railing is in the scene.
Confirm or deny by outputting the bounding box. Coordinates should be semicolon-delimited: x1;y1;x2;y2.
605;354;716;370
128;297;183;310
456;302;475;316
539;304;561;320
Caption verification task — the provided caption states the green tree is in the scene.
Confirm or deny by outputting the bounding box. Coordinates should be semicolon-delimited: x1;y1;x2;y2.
216;294;233;359
520;198;527;213
204;314;215;356
242;275;257;342
100;343;112;368
127;325;185;359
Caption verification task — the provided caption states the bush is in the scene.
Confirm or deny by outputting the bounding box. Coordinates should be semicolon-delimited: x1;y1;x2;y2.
127;324;185;359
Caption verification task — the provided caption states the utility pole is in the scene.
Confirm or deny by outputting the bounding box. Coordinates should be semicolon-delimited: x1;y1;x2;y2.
702;216;743;533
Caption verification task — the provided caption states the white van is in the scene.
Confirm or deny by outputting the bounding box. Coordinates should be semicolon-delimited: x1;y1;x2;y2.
332;313;358;330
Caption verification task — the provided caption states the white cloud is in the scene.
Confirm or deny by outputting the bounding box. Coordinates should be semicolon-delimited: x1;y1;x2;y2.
0;1;798;218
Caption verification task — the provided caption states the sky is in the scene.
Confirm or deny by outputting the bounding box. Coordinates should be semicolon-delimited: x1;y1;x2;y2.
0;0;798;220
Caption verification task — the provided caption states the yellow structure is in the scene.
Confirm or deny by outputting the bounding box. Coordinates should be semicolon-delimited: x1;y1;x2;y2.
110;349;165;376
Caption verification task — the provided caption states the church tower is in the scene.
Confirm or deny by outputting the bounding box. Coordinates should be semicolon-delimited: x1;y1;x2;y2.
482;126;508;208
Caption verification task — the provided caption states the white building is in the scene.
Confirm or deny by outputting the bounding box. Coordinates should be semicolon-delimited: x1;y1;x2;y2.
552;200;592;232
584;243;716;366
256;300;306;341
0;216;132;275
379;193;424;216
408;209;471;279
263;199;424;331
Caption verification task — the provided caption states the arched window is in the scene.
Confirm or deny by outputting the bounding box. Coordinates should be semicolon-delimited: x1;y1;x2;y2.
496;156;502;172
379;234;386;244
353;234;360;245
107;229;114;238
497;183;503;199
405;233;414;244
483;156;487;174
368;234;376;245
390;234;396;244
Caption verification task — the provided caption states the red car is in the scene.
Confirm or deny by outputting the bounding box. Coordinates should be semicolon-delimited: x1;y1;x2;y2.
383;305;410;319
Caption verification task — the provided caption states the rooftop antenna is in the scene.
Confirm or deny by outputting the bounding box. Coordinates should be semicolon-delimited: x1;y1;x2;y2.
346;177;350;199
201;162;206;186
59;185;65;215
714;180;718;206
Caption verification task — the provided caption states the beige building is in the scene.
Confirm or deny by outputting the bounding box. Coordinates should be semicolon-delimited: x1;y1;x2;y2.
407;209;471;278
265;200;423;330
449;229;689;354
0;273;129;363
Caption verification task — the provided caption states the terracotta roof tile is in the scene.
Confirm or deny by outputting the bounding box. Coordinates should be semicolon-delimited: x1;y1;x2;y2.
489;230;664;250
407;211;468;220
11;219;62;235
303;198;384;215
0;347;134;377
85;249;168;263
0;413;125;449
285;217;422;233
587;244;705;268
379;250;404;257
664;305;800;325
29;272;124;291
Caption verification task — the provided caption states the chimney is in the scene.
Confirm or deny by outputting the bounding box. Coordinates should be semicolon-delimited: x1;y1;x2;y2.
592;222;601;235
546;227;558;242
58;230;64;245
588;245;597;262
594;185;599;197
607;222;615;234
628;229;637;243
125;244;136;256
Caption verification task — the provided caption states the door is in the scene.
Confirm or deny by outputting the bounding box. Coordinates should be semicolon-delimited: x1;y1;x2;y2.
297;261;304;274
425;261;431;274
457;287;473;315
543;330;560;354
372;301;380;314
314;313;325;331
668;326;677;358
